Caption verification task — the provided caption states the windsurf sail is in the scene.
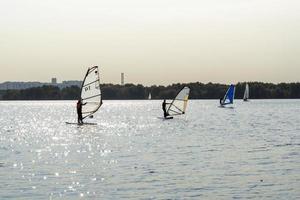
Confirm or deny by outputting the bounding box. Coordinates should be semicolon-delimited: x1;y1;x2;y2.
148;92;152;100
80;66;102;119
166;86;190;116
220;84;235;106
243;83;249;101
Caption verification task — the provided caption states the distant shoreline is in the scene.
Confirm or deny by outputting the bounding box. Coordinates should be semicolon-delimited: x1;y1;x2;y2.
0;82;299;100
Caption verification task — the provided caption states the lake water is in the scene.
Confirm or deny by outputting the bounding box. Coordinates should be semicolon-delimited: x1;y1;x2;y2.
0;100;299;199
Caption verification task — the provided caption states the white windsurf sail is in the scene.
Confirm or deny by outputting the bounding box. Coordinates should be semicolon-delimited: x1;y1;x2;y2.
148;92;151;100
80;66;102;119
243;83;249;101
166;86;190;116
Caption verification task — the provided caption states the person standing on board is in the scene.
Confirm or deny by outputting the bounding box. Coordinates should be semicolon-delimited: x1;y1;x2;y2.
162;99;170;118
77;99;86;124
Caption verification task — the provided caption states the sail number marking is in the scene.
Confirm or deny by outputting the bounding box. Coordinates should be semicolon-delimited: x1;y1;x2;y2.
85;86;91;91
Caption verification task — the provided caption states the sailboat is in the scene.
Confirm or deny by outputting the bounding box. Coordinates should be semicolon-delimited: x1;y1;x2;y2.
164;86;190;119
148;92;152;100
220;84;235;107
243;83;249;101
66;66;102;125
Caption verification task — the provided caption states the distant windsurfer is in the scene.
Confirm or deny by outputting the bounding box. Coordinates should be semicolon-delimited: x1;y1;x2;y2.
162;99;170;118
77;99;86;124
219;98;223;105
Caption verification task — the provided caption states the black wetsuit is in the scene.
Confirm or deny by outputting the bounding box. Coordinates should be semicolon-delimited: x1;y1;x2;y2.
77;102;83;124
162;101;168;118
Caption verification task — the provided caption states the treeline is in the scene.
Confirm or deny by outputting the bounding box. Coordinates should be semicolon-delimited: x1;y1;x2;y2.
0;82;299;100
0;86;79;100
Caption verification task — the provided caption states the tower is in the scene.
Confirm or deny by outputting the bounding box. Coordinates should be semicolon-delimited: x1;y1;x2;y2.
121;73;124;85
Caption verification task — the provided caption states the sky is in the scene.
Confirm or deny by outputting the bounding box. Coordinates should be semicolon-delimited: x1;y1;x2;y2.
0;0;299;85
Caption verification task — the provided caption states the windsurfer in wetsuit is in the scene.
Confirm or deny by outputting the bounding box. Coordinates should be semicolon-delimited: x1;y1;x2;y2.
77;99;86;124
162;99;170;118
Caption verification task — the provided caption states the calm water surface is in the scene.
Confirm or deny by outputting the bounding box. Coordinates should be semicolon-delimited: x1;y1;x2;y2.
0;100;299;199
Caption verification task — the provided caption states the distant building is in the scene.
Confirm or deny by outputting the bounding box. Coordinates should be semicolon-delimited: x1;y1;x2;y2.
51;78;57;84
0;80;82;90
61;80;82;88
121;73;124;85
0;82;43;90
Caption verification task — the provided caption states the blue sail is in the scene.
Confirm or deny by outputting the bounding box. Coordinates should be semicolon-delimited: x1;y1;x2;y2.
221;84;235;105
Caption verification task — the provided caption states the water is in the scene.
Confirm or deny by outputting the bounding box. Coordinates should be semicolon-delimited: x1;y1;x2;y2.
0;100;299;199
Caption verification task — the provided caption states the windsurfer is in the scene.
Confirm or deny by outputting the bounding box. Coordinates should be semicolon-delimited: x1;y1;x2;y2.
77;99;87;124
162;99;169;118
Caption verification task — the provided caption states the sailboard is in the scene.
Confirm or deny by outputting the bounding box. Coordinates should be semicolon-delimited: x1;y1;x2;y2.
166;86;190;116
243;83;249;101
80;66;102;119
65;122;97;126
220;84;235;106
148;92;152;100
157;116;173;120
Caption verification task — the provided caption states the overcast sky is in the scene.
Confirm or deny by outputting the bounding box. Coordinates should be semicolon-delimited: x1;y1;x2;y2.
0;0;299;85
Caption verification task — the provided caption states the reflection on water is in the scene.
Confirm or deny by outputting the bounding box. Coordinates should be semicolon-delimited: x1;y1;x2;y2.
0;100;299;199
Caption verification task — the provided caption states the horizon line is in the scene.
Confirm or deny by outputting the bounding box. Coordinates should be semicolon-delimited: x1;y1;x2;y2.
1;80;300;87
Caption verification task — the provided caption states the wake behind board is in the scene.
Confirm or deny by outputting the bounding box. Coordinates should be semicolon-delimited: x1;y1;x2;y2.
65;122;97;125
